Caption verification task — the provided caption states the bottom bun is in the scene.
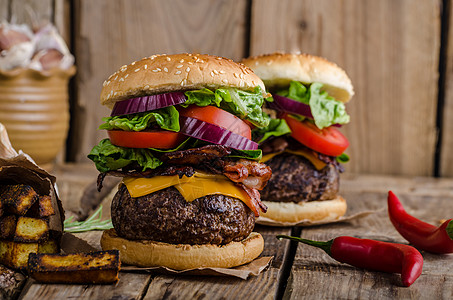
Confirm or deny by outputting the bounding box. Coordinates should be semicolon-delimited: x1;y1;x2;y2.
100;229;264;270
258;196;347;224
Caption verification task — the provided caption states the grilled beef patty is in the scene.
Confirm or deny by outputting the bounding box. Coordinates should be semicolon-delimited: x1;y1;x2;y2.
260;153;339;203
111;184;255;245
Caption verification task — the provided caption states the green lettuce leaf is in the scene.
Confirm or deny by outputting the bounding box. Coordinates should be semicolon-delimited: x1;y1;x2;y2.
87;139;162;172
184;87;270;128
227;149;262;161
277;81;350;129
252;118;291;144
99;106;180;132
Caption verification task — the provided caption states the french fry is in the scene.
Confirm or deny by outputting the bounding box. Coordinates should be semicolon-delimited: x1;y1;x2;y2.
0;238;60;270
0;240;38;270
28;250;120;284
27;195;55;218
0;215;17;239
13;216;49;242
1;184;38;215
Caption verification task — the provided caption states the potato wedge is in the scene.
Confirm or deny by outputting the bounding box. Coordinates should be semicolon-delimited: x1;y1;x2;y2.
28;250;120;284
13;217;49;242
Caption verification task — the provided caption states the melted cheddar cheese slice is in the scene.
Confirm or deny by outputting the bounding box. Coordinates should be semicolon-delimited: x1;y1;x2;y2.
123;172;250;203
260;148;327;170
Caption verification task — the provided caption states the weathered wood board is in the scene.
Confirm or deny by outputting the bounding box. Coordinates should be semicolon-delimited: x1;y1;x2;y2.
440;0;453;177
285;175;453;299
249;0;440;176
70;0;249;163
18;226;291;300
143;226;291;300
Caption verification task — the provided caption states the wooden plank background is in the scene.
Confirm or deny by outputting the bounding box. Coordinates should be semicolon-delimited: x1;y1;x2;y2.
441;0;453;177
2;0;453;177
285;175;453;299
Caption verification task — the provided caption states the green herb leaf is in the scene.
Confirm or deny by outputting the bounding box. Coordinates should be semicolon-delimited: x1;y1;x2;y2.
64;205;113;233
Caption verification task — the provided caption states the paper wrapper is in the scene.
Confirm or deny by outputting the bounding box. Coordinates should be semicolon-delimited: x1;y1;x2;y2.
0;123;64;237
61;232;272;280
257;210;378;227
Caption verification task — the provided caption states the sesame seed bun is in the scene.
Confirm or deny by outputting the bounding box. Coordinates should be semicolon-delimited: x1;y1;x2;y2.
257;196;347;224
100;229;264;270
101;53;266;109
241;52;354;103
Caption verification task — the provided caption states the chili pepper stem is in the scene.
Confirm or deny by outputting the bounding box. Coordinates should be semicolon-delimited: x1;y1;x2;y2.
446;220;453;240
277;234;333;256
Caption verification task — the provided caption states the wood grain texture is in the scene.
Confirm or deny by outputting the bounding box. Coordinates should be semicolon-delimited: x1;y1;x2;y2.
0;0;8;21
440;0;453;177
9;0;53;27
19;272;151;300
250;0;440;176
143;226;291;300
286;176;453;299
70;0;248;163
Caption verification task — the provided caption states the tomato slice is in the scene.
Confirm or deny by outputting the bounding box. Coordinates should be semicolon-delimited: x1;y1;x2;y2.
108;130;185;149
178;105;251;139
281;113;349;156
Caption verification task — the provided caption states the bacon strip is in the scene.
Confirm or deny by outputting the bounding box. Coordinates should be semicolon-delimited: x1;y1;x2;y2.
238;183;267;216
223;159;272;190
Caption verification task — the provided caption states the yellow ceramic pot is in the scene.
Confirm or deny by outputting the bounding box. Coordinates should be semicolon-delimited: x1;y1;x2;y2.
0;66;76;166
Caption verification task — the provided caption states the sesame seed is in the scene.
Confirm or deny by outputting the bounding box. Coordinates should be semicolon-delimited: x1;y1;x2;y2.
163;67;168;72
175;70;182;75
186;67;190;72
120;65;127;72
188;62;193;65
114;92;118;96
119;78;124;82
144;85;150;89
152;69;160;73
166;57;171;61
135;68;140;72
219;70;226;74
213;70;219;75
131;62;136;65
180;59;184;63
125;74;129;78
177;65;183;69
180;79;186;86
240;81;245;87
144;65;148;69
233;73;238;78
222;79;228;84
114;76;118;80
102;81;107;87
216;57;222;60
210;71;214;77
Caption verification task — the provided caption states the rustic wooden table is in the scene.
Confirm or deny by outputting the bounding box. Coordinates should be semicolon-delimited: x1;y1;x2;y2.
12;165;453;299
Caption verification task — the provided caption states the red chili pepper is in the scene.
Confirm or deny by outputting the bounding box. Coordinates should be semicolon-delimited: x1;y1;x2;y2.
277;235;423;287
388;190;453;254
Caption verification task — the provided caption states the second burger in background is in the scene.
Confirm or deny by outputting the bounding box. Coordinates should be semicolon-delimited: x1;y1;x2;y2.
242;52;354;224
88;53;272;270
